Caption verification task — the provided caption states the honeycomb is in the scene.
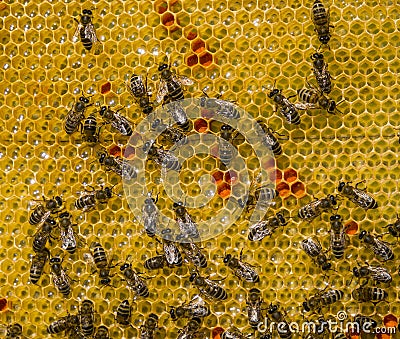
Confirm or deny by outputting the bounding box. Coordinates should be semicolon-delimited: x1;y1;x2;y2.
1;0;400;338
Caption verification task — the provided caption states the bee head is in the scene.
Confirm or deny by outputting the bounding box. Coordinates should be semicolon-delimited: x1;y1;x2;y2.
223;254;232;263
302;302;310;312
189;272;197;282
330;214;341;222
82;9;92;15
322;262;331;271
99;106;107;116
359;230;367;239
268;88;279;98
268;304;278;314
311;52;323;60
319;35;331;44
120;263;130;271
329;195;337;205
50;257;61;264
158;63;169;72
79;96;90;104
169;307;177;320
337;181;345;192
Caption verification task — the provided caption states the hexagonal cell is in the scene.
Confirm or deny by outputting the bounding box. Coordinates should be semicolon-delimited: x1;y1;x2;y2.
161;12;175;26
199;52;213;67
186;54;198;67
194;118;208;132
283;168;297;183
291;181;305;198
277;182;290;198
345;221;358;235
217;182;230;198
191;39;206;54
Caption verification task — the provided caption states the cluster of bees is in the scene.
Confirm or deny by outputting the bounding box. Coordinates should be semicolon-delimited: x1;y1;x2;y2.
18;1;397;339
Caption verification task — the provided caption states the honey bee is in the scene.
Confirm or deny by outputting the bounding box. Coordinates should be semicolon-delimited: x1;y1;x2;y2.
58;211;84;255
353;314;378;333
64;94;93;135
359;230;394;262
352;261;392;284
170;295;210;321
256;119;283;156
177;317;202;339
189;271;228;300
384;214;400;239
221;326;250;339
32;217;57;253
267;304;292;339
311;0;334;45
151;118;188;146
49;257;73;298
94;326;109;339
159;229;183;267
115;300;131;326
156;61;194;104
268;86;301;125
143;141;181;171
200;90;240;119
246;288;264;330
238;185;279;213
29;195;63;225
142;191;159;237
127;74;155;116
90;242;117;286
73;9;100;52
47;314;80;334
5;323;22;339
218;124;238;166
139;313;159;339
301;237;332;271
352;285;387;303
99;106;133;136
329;214;349;259
310;51;332;94
338;181;378;210
303;288;343;313
75;185;115;212
298;194;337;220
120;262;150;297
165;101;190;131
96;150;137;180
223;250;259;283
296;86;343;115
30;248;50;284
248;212;288;242
80;300;95;337
178;239;208;268
144;254;168;271
81;114;100;144
173;202;201;241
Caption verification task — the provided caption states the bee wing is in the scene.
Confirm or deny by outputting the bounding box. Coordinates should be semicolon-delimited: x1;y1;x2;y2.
249;221;273;240
60;226;77;250
173;74;195;86
157;149;180;167
294;102;318;110
237;261;258;280
156;81;168;104
164;243;180;265
111;113;133;134
352;188;374;209
84;23;99;43
301;237;322;257
373;239;392;258
73;22;84;38
189;294;206;307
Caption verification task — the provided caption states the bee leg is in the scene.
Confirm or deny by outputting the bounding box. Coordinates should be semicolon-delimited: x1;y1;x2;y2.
354;180;367;190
